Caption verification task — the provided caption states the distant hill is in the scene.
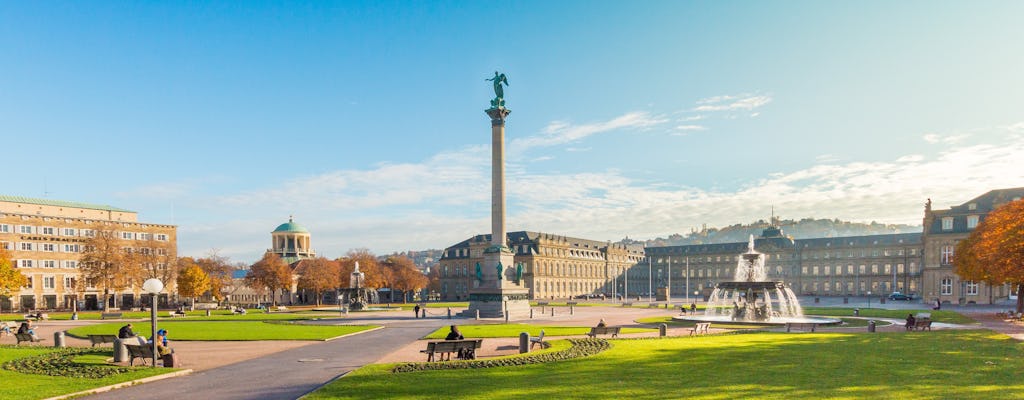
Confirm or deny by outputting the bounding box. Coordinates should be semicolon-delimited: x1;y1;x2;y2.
620;218;921;247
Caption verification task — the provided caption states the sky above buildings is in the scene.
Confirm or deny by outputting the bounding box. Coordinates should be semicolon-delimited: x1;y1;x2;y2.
3;1;1023;262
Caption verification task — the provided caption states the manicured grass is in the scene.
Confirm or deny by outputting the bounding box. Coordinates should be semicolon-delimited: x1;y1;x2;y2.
802;307;976;324
66;321;378;341
422;323;654;339
0;346;170;400
308;330;1024;399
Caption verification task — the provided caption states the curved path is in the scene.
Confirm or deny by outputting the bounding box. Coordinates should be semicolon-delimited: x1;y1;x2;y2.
81;317;450;400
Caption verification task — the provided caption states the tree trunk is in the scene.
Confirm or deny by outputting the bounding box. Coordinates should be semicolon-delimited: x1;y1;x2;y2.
315;290;321;306
190;297;196;311
1016;283;1023;314
271;288;278;307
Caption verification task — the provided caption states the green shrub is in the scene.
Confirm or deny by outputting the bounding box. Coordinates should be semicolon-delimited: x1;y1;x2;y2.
391;338;609;373
2;347;130;378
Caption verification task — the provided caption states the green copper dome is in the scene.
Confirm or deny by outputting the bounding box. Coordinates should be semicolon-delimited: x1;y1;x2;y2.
273;217;309;233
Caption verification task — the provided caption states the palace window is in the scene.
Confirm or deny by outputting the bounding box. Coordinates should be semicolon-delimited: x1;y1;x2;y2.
64;277;75;289
942;218;953;231
940;278;953;295
62;228;77;236
19;259;33;268
967;215;979;229
41;243;55;252
19;225;33;234
965;280;979;296
0;224;9;233
43;276;55;289
41;227;55;235
63;260;77;269
42;260;55;268
121;232;133;240
941;246;954;265
157;234;168;241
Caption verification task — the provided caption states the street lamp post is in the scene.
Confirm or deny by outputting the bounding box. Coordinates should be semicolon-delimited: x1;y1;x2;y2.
867;290;872;309
648;257;652;302
142;278;164;368
667;257;672;303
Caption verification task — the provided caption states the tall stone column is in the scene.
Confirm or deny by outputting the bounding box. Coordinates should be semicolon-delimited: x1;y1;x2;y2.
463;103;530;319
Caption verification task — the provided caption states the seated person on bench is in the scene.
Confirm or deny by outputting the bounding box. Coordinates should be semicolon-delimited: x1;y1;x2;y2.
119;323;136;339
149;329;174;355
445;325;464;340
596;319;607;328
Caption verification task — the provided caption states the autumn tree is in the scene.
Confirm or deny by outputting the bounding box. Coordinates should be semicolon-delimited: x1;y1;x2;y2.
296;257;340;306
384;255;429;303
0;248;28;313
246;252;293;307
176;259;211;310
196;251;235;304
955;199;1024;312
80;223;140;309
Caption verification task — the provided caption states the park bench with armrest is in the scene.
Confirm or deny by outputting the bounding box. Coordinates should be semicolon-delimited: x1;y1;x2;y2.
100;312;123;320
586;326;621;338
125;344;157;366
689;322;711;336
530;330;546;349
15;333;45;345
913;320;933;331
169;310;187;317
419;339;483;362
24;312;49;321
785;322;817;333
88;334;120;347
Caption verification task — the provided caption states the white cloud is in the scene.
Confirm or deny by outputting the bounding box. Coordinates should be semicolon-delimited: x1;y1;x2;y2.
923;133;969;144
675;125;707;131
693;94;772;112
511;111;668;151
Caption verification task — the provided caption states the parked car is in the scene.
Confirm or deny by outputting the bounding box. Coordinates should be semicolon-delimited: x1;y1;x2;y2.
888;292;914;301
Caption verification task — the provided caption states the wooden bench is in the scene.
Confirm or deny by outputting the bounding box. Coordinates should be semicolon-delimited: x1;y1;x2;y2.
530;330;546;349
419;339;483;362
87;334;119;347
125;344;157;366
169;310;187;318
785;322;817;333
586;326;621;338
15;333;45;345
24;312;49;321
100;312;124;320
913;320;933;331
689;322;711;336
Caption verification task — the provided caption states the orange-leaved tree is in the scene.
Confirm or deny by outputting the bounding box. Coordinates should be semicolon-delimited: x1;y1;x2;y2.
297;257;340;306
246;252;293;307
0;248;28;313
176;259;211;311
955;199;1024;312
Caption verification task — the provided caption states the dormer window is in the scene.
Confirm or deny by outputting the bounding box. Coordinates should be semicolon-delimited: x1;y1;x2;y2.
968;203;977;210
942;217;954;230
967;215;979;229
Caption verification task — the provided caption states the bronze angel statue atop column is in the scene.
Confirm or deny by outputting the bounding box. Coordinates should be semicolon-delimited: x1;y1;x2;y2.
486;71;509;108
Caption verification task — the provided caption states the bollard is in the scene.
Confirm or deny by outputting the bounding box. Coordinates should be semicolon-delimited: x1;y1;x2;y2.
505;311;510;323
854;308;860;317
659;323;667;337
113;338;129;363
475;309;480;320
550;307;555;317
868;320;876;332
665;304;669;309
530;309;534;319
447;307;452;319
54;331;66;348
206;309;211;317
570;304;574;315
519;332;530;354
422;309;427;318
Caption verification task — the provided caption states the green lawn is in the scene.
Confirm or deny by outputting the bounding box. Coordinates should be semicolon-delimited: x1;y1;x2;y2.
66;321;378;341
422;323;654;339
0;346;171;400
307;330;1024;399
802;307;976;324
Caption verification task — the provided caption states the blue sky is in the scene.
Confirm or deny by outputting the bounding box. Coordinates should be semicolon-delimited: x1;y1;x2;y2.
3;1;1023;262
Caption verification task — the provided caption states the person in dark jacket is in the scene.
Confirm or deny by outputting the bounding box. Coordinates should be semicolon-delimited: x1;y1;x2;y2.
445;325;464;340
118;323;136;339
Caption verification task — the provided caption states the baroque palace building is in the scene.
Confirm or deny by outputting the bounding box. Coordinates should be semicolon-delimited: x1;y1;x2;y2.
439;188;1023;305
1;195;176;311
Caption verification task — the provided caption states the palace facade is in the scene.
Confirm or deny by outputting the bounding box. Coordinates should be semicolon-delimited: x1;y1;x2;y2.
1;195;177;311
440;188;1023;305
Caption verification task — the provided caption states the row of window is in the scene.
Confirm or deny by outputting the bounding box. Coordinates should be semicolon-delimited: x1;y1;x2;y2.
20;275;76;290
939;278;979;295
0;224;168;241
801;263;918;276
941;215;980;230
16;260;78;269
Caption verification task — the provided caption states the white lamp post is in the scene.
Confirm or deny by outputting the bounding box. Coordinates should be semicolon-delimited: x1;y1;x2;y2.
142;278;164;367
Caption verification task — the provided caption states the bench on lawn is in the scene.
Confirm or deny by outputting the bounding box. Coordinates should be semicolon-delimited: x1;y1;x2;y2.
419;339;483;362
586;326;621;338
24;312;49;321
125;344;156;366
169;310;187;318
87;334;119;347
621;302;633;307
786;322;817;333
15;333;45;345
689;322;710;336
530;330;546;349
100;312;123;320
913;320;933;331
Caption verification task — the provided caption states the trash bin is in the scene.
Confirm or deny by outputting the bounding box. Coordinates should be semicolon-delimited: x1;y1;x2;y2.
854;308;860;317
868;320;876;332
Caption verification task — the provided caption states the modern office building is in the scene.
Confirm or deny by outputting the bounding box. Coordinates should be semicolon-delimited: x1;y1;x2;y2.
1;195;177;311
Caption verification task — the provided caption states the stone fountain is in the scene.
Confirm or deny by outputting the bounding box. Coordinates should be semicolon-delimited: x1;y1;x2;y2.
675;235;839;326
338;262;378;311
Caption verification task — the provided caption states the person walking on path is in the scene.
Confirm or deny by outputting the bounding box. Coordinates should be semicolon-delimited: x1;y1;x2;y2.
414;305;421;319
